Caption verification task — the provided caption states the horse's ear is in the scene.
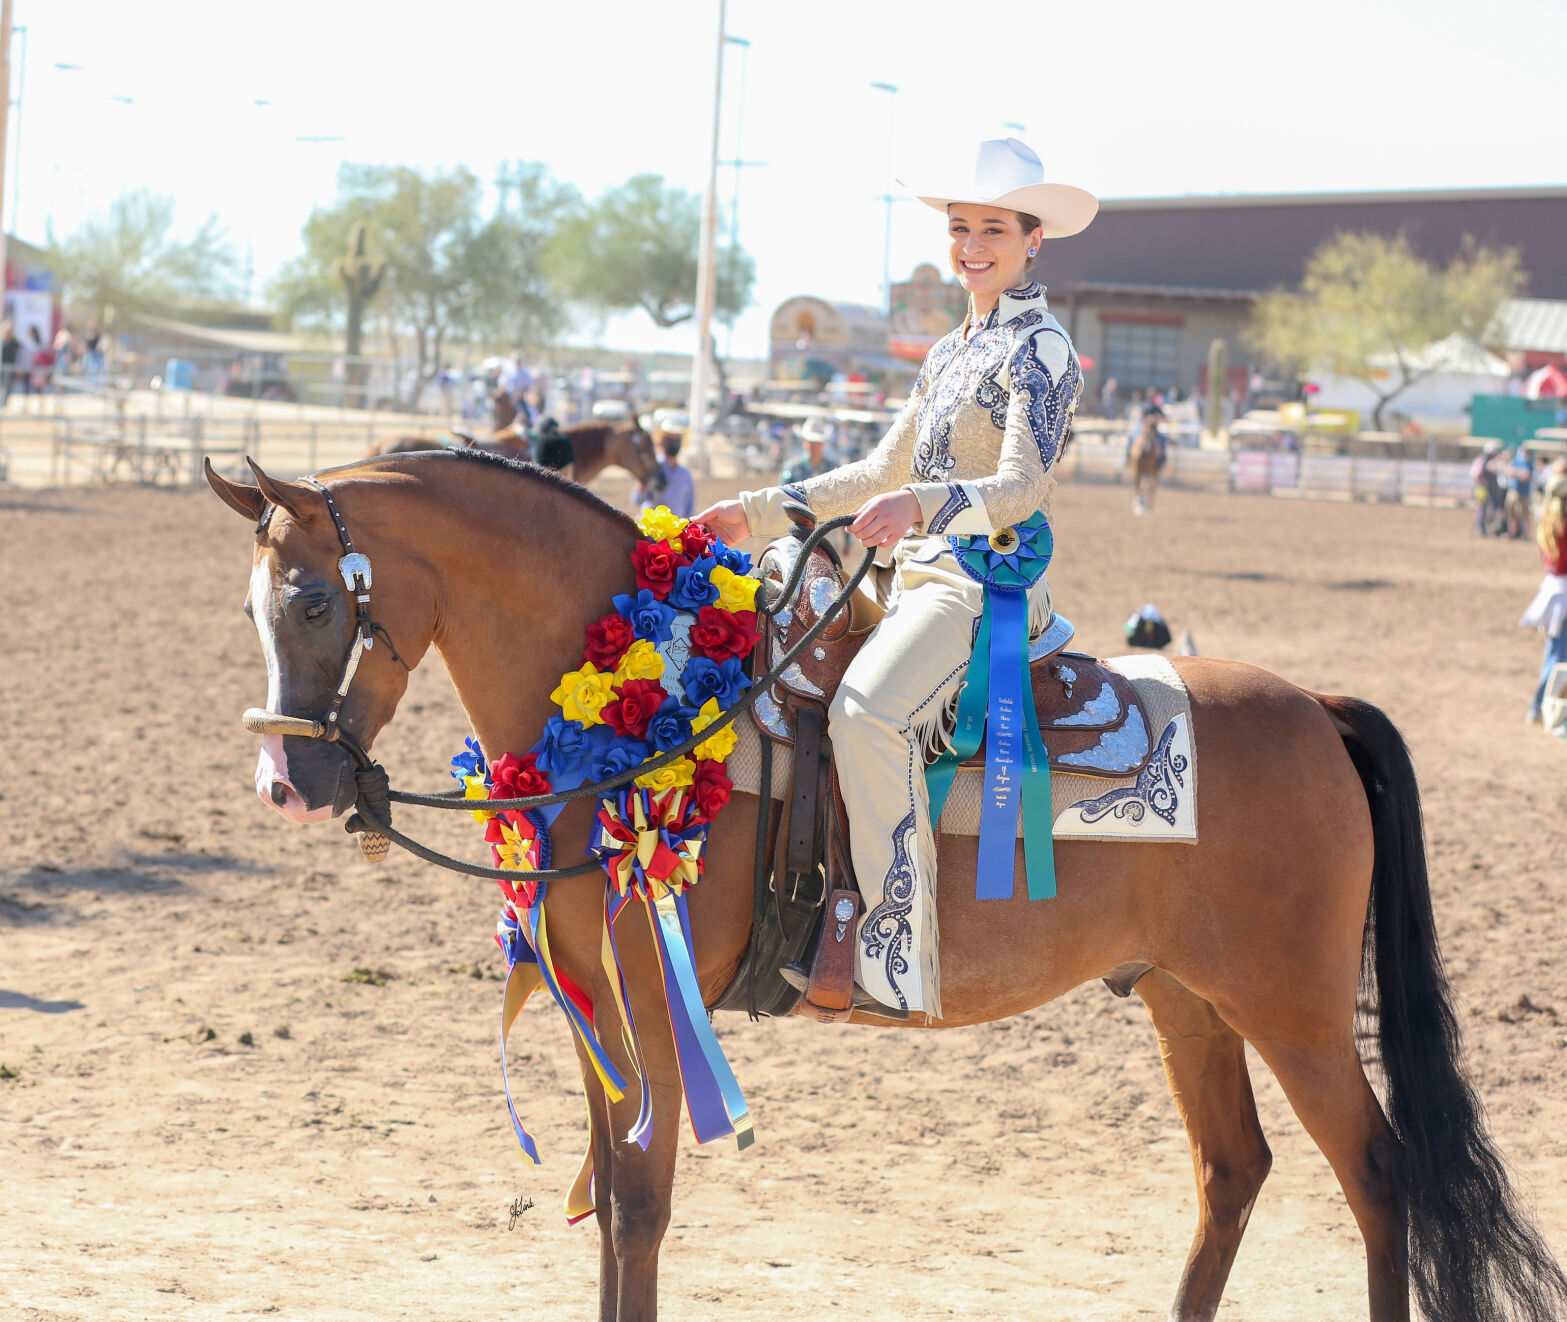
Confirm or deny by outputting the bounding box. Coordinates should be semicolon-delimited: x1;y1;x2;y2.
204;457;267;521
245;457;313;519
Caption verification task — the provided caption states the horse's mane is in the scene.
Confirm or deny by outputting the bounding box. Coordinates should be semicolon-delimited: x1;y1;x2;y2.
437;445;639;533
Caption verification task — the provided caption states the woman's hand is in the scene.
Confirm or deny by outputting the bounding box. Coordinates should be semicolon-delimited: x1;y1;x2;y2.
849;490;921;547
693;500;749;545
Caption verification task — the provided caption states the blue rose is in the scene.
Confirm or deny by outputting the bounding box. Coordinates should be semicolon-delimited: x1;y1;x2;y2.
682;655;751;710
590;738;651;782
666;556;719;612
611;588;677;644
536;715;595;778
711;541;752;574
449;735;488;781
645;696;697;753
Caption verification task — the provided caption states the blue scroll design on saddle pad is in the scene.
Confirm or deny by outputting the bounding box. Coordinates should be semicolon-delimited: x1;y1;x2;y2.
1076;720;1189;827
926;511;1057;902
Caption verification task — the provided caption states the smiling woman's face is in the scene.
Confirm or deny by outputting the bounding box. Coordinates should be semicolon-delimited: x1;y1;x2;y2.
947;204;1043;306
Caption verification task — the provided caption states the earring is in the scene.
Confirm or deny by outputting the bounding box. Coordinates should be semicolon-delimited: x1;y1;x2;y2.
1028;247;1037;257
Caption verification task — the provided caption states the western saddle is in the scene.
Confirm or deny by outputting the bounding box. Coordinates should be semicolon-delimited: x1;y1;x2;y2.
714;521;1157;1024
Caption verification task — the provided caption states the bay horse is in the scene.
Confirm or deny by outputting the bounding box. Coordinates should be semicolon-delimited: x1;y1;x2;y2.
1128;414;1165;515
205;448;1566;1322
371;420;666;497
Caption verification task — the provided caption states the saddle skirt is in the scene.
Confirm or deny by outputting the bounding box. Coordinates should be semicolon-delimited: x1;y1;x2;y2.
751;535;1155;780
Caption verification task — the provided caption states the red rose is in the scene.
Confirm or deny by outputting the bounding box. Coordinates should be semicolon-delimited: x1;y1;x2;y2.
600;678;669;740
680;523;716;558
690;758;733;823
583;612;636;670
489;751;552;802
689;606;761;662
630;540;690;599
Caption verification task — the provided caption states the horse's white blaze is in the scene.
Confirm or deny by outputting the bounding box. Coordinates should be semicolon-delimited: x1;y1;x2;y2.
250;557;328;822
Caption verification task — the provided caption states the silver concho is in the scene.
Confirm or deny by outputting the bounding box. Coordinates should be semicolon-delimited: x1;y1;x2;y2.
338;551;373;590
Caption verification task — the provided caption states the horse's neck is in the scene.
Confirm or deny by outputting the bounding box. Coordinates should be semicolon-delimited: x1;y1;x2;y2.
426;472;636;760
570;427;606;484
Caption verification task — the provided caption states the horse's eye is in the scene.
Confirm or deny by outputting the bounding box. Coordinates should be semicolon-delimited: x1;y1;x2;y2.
303;600;329;622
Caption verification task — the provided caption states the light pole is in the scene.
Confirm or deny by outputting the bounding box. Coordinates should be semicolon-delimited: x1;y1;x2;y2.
870;81;898;315
686;0;725;470
719;34;763;358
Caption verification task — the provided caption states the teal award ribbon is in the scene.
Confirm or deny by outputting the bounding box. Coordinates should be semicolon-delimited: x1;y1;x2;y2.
924;512;1057;902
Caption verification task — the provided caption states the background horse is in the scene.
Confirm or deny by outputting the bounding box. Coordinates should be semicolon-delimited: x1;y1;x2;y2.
206;448;1566;1322
1128;414;1165;515
370;420;666;496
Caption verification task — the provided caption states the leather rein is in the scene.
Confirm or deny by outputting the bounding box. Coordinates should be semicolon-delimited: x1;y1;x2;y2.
241;494;869;883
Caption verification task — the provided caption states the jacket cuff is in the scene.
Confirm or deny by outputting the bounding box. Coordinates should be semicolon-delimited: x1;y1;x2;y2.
909;480;992;536
737;486;796;540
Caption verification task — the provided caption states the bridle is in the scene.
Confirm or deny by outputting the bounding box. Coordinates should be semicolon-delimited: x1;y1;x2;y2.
627;424;668;494
240;483;868;883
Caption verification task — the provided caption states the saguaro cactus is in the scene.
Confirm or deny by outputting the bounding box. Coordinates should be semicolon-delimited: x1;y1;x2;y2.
334;222;387;407
1206;337;1228;441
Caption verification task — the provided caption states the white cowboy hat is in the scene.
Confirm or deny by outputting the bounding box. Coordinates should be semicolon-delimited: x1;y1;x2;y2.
899;138;1098;239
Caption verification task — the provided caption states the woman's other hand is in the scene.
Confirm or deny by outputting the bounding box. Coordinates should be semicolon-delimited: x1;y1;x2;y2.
694;500;749;545
849;490;921;547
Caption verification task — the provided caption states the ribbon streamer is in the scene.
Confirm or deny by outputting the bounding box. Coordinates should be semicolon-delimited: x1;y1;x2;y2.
928;512;1058;902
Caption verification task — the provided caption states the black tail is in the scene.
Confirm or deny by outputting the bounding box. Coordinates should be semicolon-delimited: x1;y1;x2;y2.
1325;694;1567;1322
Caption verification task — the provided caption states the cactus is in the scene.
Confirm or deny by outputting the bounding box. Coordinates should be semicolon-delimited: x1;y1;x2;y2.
334;223;387;406
1206;337;1228;441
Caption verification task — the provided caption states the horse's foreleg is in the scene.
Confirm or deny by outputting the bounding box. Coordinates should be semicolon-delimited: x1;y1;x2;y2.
1137;970;1272;1322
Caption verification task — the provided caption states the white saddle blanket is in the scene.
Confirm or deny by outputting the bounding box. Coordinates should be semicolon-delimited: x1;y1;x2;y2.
728;653;1198;844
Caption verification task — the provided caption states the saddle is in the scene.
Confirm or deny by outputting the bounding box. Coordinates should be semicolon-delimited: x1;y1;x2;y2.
712;527;1155;1025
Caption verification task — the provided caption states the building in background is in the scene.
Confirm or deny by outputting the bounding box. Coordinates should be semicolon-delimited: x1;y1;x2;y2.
1029;185;1567;412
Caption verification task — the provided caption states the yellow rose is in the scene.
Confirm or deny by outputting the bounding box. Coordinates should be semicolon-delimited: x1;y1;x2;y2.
614;638;666;685
691;697;738;763
710;565;760;613
462;774;495;822
695;722;738;763
636;505;688;544
550;662;615;727
635;756;697;792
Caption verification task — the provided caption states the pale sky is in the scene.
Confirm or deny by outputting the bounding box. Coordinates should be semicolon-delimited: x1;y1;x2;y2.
12;0;1567;360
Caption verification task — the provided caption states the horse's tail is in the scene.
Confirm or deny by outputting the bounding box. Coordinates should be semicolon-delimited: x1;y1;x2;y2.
1321;692;1567;1322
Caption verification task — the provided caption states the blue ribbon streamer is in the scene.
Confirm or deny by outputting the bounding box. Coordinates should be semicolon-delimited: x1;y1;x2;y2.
926;513;1058;903
605;891;656;1151
528;904;628;1100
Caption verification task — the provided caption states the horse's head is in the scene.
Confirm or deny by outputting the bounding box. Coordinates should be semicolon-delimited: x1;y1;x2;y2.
205;458;433;825
621;423;667;496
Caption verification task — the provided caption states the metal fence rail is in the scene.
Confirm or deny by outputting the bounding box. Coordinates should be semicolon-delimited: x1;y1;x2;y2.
47;413;452;486
1057;438;1473;506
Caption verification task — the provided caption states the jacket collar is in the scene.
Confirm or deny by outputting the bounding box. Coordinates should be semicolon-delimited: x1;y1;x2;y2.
998;281;1049;324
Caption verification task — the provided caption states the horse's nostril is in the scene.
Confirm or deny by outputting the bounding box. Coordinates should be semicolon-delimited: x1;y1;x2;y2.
271;781;290;807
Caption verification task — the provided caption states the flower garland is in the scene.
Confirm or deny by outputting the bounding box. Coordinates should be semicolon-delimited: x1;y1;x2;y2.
448;506;763;1221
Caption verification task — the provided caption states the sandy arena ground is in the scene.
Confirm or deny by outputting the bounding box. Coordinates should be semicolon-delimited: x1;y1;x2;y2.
2;466;1564;1321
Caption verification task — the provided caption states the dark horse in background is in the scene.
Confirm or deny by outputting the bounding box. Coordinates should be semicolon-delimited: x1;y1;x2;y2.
206;448;1567;1322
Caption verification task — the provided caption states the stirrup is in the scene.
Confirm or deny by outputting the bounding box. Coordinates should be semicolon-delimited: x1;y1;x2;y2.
777;962;909;1021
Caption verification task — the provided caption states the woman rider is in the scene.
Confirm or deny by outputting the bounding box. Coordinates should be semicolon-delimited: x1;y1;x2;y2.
696;139;1097;1018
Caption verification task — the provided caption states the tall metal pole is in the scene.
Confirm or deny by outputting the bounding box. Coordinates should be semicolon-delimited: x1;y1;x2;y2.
0;0;13;304
871;82;898;314
686;0;725;470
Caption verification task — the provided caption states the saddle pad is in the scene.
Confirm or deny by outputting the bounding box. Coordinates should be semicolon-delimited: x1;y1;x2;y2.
729;654;1197;844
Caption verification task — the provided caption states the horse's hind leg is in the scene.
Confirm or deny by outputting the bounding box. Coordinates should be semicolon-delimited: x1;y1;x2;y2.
1243;1032;1407;1322
1136;970;1272;1322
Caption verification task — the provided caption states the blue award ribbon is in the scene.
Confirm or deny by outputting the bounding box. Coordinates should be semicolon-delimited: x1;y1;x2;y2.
928;512;1058;903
